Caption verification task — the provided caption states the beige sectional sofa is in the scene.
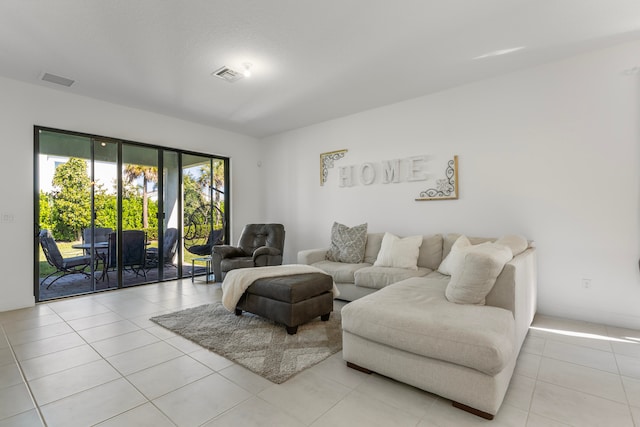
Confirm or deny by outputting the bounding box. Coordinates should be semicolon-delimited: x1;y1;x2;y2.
298;232;537;419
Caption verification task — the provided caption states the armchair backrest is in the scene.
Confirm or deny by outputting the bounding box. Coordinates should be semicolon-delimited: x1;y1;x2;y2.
39;229;64;268
237;224;285;255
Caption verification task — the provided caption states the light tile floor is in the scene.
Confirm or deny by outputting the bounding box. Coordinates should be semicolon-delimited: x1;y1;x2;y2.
1;279;639;426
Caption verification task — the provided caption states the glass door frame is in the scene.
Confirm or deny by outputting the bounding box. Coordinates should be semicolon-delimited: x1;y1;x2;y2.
33;125;230;302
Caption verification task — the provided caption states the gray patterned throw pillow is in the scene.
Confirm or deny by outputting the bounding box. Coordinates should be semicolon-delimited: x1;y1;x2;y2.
326;222;368;263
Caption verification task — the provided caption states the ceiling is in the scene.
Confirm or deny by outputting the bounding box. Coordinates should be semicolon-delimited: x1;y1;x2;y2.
2;1;640;138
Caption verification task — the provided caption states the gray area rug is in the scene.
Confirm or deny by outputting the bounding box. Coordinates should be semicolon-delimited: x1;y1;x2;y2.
150;302;342;384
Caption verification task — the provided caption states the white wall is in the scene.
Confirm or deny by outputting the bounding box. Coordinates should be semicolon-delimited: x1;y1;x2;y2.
262;40;640;329
0;76;263;312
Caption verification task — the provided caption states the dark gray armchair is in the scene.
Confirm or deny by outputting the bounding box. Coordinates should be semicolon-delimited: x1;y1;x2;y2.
212;223;285;281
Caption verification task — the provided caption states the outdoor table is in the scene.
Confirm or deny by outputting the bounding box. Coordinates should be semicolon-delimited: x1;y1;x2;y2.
72;242;109;280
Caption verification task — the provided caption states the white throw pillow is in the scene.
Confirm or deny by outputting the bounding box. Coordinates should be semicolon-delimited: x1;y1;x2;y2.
445;243;513;305
437;235;471;275
373;233;423;270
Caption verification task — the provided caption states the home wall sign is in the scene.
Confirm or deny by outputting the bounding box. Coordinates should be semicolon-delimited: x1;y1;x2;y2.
337;155;432;187
320;149;348;186
321;151;459;201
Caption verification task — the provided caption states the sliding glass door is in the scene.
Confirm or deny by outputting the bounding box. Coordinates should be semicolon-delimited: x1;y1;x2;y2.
37;131;103;299
182;155;226;280
35;127;229;301
161;151;180;281
90;138;119;291
121;144;159;287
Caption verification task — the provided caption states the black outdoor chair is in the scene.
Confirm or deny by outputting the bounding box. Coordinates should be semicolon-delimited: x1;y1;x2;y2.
105;230;148;281
146;228;179;267
82;227;113;248
82;227;112;268
187;228;224;256
39;229;91;289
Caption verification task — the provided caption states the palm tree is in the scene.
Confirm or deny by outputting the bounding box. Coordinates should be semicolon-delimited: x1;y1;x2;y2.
123;165;158;229
197;161;225;228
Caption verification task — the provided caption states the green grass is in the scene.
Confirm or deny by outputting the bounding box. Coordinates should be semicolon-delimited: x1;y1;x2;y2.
38;240;83;276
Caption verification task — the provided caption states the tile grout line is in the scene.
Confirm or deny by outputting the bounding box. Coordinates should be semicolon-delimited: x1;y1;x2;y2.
40;302;177;425
610;348;637;424
524;335;556;426
28;302;151;423
536;332;637;409
79;304;217;426
0;323;48;426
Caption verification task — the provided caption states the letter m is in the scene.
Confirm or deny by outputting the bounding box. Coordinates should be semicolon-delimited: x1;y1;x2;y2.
382;159;400;183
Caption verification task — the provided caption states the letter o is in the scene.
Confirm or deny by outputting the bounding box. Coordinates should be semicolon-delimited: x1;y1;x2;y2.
360;163;375;185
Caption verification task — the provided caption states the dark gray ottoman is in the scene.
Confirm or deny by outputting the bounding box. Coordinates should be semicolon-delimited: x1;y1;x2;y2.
234;272;334;334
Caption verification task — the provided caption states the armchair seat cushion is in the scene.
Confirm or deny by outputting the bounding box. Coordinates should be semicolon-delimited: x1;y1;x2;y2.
63;255;92;268
220;257;254;271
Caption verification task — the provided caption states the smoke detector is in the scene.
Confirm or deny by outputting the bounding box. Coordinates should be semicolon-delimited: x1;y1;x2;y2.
211;66;244;83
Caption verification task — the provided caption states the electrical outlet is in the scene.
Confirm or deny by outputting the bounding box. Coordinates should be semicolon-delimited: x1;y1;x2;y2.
0;213;14;223
582;278;592;289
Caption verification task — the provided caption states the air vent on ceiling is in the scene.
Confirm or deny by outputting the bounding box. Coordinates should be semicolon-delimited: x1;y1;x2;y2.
211;66;244;83
41;72;75;87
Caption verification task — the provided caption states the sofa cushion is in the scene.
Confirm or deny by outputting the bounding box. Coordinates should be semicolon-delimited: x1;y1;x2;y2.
495;234;528;257
373;233;423;270
342;277;515;376
362;233;385;264
437;235;472;275
445;243;513;305
326;222;368;263
442;233;494;260
354;266;430;290
416;234;443;271
311;260;371;284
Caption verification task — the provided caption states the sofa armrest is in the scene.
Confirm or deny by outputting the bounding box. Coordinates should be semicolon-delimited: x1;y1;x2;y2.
298;248;329;265
486;248;537;349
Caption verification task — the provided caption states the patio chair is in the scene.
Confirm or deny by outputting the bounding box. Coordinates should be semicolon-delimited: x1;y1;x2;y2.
146;228;179;267
82;227;112;251
186;228;224;256
105;230;148;281
82;227;112;268
39;229;92;289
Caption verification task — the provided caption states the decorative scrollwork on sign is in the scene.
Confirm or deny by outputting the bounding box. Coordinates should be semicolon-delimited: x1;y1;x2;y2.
416;156;459;201
320;149;348;186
